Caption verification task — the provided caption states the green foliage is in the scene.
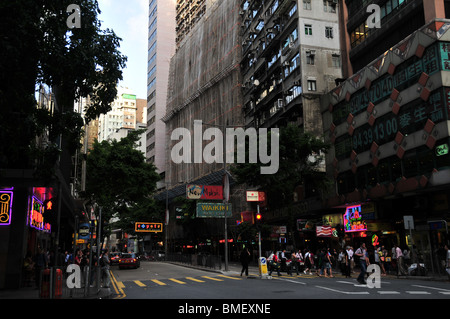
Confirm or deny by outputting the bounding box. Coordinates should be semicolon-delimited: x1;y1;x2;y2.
0;0;126;176
83;130;160;228
231;124;331;209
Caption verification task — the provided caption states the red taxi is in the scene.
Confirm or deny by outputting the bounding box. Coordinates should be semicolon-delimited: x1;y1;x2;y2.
118;253;140;269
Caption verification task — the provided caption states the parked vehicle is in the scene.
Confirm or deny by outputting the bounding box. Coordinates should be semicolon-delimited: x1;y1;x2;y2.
110;252;122;266
119;253;140;269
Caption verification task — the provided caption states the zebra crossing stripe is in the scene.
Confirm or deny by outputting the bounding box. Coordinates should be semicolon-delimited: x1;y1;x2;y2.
151;279;167;286
186;277;205;282
169;278;187;284
202;276;223;281
218;275;242;280
134;280;146;287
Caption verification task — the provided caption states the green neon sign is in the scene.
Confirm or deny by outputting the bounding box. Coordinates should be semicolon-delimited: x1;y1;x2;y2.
436;143;449;156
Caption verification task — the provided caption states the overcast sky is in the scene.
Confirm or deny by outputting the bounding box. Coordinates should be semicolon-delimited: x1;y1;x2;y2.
97;0;148;99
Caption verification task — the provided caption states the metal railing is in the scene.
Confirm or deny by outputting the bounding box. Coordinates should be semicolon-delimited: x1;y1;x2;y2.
37;265;107;299
167;253;222;270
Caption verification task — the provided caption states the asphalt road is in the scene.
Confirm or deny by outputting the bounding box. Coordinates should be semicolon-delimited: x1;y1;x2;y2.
109;262;450;300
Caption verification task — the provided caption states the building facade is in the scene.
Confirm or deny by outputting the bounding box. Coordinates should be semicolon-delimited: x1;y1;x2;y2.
321;2;450;272
146;0;176;174
241;0;342;137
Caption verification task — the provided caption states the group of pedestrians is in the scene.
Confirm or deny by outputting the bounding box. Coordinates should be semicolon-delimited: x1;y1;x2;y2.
239;242;423;282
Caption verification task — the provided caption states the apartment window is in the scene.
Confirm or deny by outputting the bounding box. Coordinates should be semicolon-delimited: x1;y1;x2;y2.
332;54;341;68
325;26;333;38
303;0;311;10
305;24;312;36
307;79;316;91
324;0;336;13
306;53;315;65
288;2;297;18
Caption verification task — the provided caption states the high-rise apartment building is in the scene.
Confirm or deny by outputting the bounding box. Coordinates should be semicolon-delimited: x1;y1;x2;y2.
146;0;176;174
241;0;342;137
97;86;139;142
175;0;207;47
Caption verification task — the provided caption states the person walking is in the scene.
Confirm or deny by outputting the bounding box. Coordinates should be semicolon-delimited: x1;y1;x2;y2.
355;243;369;284
240;247;251;276
303;249;313;275
344;247;351;278
395;244;407;276
101;249;111;288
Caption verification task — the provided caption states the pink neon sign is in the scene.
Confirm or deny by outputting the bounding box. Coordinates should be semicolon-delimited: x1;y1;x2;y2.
343;204;367;232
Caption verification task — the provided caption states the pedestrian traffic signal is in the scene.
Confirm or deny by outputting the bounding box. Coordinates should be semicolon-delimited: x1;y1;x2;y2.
42;199;55;225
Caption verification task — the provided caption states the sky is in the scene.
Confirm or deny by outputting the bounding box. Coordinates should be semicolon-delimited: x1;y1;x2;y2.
97;0;148;99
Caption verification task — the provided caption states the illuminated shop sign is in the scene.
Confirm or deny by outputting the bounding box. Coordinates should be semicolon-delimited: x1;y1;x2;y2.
0;188;14;226
343;204;367;232
29;196;51;233
135;222;163;233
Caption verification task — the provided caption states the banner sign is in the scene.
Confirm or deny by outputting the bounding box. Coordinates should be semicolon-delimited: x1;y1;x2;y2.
196;203;232;218
186;184;223;200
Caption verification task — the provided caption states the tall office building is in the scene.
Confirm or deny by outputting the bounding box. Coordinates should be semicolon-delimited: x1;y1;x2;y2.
146;0;176;174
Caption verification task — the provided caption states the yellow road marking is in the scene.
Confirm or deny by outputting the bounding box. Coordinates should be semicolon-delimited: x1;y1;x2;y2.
169;278;186;284
110;271;126;299
151;279;167;286
202;276;223;281
186;277;205;282
218;275;242;280
134;280;146;287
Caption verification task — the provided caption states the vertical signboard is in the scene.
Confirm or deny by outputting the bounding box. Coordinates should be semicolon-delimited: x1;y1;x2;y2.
0;188;13;226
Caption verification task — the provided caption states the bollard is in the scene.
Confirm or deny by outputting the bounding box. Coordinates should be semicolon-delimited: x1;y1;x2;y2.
40;269;50;299
54;269;63;299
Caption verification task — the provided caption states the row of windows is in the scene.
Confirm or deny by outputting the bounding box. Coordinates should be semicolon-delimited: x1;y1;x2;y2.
303;0;336;13
148;17;157;34
349;0;407;49
148;53;156;69
337;141;450;195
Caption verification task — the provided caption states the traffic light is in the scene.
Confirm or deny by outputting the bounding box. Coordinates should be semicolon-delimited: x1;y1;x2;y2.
255;212;262;222
42;199;55;225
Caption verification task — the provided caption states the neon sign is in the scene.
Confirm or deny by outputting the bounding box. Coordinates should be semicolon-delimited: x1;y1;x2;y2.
30;196;44;230
0;188;14;226
343;204;367;232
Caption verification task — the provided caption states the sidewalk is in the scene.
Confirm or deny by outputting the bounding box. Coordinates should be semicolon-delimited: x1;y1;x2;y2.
0;283;112;300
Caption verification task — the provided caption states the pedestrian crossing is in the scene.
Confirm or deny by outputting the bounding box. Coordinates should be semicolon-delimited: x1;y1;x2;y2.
116;272;324;290
116;274;243;289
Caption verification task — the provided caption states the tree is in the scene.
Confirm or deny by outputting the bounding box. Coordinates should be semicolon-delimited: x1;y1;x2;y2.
0;0;126;178
83;130;161;235
231;124;331;209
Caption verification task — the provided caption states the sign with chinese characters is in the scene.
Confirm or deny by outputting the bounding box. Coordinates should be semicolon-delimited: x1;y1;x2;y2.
30;196;45;231
186;184;223;200
343;204;367;232
246;191;266;202
135;222;163;233
196;203;232;218
0;188;13;226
